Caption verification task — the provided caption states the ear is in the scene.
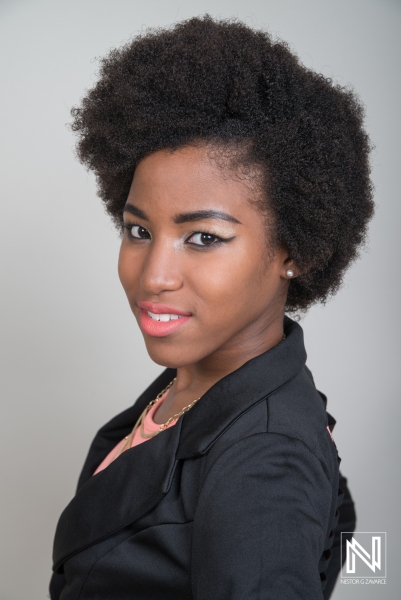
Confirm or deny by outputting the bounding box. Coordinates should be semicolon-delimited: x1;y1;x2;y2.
281;255;299;280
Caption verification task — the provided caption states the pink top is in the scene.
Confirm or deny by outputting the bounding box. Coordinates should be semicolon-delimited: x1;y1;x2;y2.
93;390;175;475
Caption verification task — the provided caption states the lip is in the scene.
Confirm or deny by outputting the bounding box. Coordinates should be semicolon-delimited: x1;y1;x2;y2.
137;301;192;338
137;301;192;316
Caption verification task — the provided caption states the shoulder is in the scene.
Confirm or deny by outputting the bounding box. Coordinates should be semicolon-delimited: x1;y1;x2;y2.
267;366;331;452
197;366;338;505
194;367;338;526
207;365;332;461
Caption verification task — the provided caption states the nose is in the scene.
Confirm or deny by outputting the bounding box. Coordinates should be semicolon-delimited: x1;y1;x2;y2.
140;238;183;295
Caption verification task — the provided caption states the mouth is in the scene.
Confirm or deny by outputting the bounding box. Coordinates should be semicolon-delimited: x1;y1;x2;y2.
137;301;192;337
146;311;184;322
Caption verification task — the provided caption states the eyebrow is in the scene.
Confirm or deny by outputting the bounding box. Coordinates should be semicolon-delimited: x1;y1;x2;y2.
123;204;241;225
123;204;148;220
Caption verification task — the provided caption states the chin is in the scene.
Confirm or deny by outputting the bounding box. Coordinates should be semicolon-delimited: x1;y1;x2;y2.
143;339;195;369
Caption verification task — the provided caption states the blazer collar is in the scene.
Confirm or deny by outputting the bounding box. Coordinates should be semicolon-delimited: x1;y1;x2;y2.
53;315;306;571
177;315;305;458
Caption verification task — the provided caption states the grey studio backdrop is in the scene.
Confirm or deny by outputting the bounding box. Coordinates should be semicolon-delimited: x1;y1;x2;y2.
0;0;399;598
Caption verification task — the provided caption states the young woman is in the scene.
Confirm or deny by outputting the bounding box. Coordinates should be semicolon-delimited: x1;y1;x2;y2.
50;16;373;600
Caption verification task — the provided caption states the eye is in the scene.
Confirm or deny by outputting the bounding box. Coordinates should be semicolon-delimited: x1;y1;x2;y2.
125;224;151;240
187;232;222;246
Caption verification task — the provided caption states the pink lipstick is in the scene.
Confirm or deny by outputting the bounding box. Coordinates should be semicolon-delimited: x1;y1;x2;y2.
137;301;192;337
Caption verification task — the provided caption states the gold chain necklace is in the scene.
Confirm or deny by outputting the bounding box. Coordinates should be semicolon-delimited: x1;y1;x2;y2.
118;332;287;457
118;377;201;456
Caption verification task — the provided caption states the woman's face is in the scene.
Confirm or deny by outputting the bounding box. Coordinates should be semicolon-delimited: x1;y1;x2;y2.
118;145;292;369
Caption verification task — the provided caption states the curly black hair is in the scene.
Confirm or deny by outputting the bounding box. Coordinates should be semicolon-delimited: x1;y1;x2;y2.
71;15;374;311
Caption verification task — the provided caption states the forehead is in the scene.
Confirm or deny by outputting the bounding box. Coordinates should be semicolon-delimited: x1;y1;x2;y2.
127;145;261;218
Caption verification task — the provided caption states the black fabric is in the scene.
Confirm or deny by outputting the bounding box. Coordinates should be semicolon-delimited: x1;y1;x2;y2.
323;473;356;600
50;315;356;599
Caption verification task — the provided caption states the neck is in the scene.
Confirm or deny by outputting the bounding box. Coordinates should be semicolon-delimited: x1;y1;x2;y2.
152;312;285;425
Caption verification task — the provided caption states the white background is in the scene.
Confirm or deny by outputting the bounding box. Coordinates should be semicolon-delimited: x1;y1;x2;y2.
0;0;400;598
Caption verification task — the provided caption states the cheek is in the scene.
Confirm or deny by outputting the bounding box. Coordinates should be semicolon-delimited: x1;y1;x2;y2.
118;243;141;293
186;245;266;318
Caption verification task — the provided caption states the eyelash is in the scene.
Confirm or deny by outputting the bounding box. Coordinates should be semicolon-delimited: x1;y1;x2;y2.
123;223;229;248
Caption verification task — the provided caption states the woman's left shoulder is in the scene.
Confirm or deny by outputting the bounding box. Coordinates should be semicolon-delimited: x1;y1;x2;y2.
206;365;335;472
267;366;334;455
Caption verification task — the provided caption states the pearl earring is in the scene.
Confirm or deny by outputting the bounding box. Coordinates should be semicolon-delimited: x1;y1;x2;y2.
286;269;294;278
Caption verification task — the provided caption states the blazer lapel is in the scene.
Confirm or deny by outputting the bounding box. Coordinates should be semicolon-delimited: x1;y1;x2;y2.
53;415;183;571
76;368;177;489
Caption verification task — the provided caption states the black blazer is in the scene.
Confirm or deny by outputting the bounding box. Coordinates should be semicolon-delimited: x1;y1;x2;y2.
50;316;356;600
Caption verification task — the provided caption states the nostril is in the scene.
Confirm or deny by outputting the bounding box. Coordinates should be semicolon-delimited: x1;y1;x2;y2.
140;264;183;294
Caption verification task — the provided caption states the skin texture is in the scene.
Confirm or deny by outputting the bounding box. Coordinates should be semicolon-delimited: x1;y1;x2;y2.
118;145;297;423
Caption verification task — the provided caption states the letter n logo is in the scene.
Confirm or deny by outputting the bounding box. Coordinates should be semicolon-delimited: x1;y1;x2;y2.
341;532;386;578
346;536;380;573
